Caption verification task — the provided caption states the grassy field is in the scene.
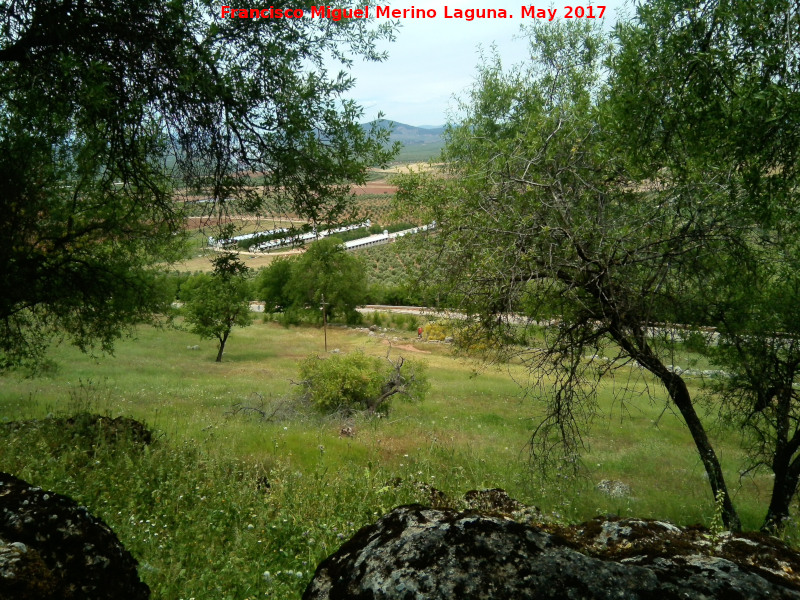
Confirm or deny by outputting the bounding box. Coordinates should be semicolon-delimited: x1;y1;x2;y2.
392;140;445;163
0;318;784;599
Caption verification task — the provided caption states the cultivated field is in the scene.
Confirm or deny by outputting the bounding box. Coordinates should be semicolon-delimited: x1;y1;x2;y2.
173;177;406;273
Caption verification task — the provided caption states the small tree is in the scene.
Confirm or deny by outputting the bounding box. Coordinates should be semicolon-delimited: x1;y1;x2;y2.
297;350;428;415
182;254;252;362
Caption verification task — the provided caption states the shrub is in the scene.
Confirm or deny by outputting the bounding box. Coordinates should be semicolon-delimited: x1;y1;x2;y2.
297;350;428;415
424;322;451;341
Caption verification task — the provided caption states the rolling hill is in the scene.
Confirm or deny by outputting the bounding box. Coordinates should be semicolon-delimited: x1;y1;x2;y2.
364;119;445;162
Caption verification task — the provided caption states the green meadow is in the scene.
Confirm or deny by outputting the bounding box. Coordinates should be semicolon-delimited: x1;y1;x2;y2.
0;318;784;599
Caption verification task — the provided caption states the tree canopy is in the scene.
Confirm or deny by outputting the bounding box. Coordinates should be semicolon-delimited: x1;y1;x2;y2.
609;0;800;532
0;0;396;369
256;237;368;324
396;0;800;532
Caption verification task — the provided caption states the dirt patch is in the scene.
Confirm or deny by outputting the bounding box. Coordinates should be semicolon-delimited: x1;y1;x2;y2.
352;182;397;195
381;340;431;354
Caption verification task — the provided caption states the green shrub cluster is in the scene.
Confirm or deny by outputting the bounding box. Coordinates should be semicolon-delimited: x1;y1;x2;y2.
363;311;421;332
297;350;428;415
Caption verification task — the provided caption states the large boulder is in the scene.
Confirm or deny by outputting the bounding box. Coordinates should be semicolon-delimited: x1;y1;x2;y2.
303;504;800;600
0;471;149;600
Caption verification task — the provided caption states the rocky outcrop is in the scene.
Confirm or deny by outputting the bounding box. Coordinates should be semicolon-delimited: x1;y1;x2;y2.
595;479;633;498
303;504;800;600
0;471;149;599
463;487;525;513
0;414;153;448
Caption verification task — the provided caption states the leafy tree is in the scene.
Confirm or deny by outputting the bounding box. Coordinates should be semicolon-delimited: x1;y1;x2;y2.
182;254;252;362
297;350;428;415
398;2;800;532
254;259;295;312
610;0;800;532
0;0;396;369
286;237;368;324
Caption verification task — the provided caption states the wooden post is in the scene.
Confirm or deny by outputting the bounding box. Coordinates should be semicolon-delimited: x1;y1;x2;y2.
321;293;329;352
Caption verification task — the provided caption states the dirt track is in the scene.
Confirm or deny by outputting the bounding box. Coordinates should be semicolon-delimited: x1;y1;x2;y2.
381;340;431;354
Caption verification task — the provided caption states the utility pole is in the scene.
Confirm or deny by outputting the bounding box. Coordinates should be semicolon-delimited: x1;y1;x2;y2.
320;293;329;352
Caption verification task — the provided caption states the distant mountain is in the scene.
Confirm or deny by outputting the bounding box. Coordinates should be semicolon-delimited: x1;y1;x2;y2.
365;119;444;145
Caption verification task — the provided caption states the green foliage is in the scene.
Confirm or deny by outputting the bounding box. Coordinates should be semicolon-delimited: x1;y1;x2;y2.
256;238;369;324
0;0;397;371
255;259;295;311
358;238;437;306
609;0;800;534
286;238;368;324
182;254;253;362
297;350;428;415
363;311;422;332
423;322;451;342
396;15;777;532
395;4;800;533
0;417;433;600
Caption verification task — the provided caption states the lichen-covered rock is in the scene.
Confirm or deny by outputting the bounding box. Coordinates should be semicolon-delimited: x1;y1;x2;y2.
464;488;525;513
0;540;58;600
303;505;800;600
0;471;149;600
0;414;153;448
596;479;633;498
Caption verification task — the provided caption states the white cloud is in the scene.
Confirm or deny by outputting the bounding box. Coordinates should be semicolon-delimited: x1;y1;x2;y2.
338;1;630;125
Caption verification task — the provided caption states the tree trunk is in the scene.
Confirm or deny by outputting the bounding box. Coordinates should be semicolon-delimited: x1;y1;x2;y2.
762;455;800;533
216;330;229;362
762;397;800;533
613;328;742;531
662;371;741;532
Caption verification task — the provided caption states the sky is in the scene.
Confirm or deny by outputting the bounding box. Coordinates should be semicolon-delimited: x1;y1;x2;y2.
341;0;631;126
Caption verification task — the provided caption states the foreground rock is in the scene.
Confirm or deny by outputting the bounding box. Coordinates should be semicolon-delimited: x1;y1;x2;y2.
303;504;800;600
0;472;150;600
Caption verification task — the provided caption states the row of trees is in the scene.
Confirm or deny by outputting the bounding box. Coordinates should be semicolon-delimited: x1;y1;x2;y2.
397;0;799;532
179;238;369;361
